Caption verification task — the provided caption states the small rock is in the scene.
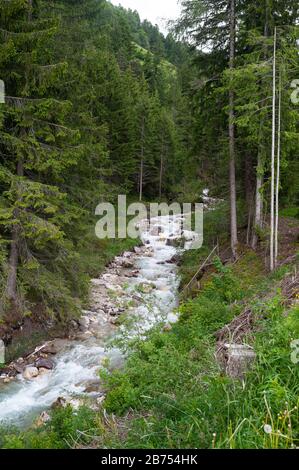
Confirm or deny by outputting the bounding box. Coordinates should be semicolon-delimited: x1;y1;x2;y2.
166;237;184;247
75;331;93;341
23;366;39;380
138;282;156;294
84;380;101;393
108;308;119;316
167;254;181;265
51;397;67;409
149;225;163;236
122;260;134;269
96;396;105;406
163;323;172;332
78;315;90;331
35;411;51;427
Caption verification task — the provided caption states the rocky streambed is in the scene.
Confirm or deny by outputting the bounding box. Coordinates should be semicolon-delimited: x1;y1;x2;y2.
0;213;198;427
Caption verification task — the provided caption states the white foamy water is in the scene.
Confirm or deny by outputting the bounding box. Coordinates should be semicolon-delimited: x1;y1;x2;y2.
0;213;192;426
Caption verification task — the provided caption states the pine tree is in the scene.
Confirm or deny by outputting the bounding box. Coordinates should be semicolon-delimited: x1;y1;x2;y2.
0;0;82;318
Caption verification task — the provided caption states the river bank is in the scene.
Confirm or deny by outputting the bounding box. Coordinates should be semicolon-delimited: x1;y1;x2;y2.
0;212;195;427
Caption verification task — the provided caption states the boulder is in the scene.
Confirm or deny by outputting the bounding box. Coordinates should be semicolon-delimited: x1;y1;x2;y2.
35;358;54;370
41;339;68;355
78;315;90;331
23;366;39;380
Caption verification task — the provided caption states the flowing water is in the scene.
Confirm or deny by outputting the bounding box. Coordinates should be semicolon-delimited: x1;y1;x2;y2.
0;213;195;427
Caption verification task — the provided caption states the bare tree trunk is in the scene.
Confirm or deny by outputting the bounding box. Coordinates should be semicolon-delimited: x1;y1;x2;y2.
6;2;31;304
6;231;18;302
139;116;145;202
251;152;264;249
6;160;24;302
229;0;238;258
275;69;282;267
252;118;265;249
245;153;254;245
251;6;270;250
159;138;164;200
270;27;277;271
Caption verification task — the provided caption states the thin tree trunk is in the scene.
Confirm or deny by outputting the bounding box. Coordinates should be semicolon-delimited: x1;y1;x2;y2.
229;0;238;258
245;153;254;245
251;151;264;249
139;116;145;202
251;6;270;250
6;160;24;302
275;69;282;267
159;138;164;200
252;117;265;249
6;1;31;304
270;27;277;271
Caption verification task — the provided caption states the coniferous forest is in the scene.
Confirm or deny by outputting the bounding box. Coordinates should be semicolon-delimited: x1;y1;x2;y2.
0;0;298;453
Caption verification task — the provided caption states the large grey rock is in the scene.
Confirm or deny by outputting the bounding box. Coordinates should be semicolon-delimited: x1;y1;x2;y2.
41;339;68;355
35;358;54;370
78;315;90;331
23;366;39;380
